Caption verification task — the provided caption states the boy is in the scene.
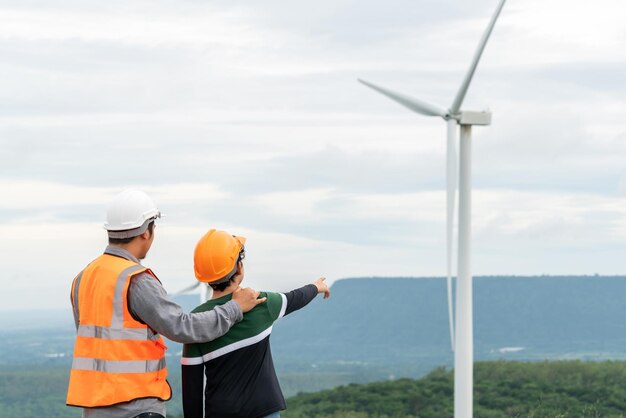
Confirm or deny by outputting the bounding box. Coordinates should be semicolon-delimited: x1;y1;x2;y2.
181;229;330;418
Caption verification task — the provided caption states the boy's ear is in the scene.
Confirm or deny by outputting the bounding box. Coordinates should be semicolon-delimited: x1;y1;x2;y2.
234;261;244;278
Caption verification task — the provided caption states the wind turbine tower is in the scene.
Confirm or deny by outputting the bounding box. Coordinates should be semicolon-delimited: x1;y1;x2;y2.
358;1;506;417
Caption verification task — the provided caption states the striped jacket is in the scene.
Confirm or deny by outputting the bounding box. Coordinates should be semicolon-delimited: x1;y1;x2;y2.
182;284;318;418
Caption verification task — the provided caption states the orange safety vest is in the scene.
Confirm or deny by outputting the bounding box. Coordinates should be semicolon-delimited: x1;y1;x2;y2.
66;253;172;407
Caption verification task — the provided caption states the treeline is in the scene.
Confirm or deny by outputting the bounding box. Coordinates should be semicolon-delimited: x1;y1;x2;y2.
279;361;626;418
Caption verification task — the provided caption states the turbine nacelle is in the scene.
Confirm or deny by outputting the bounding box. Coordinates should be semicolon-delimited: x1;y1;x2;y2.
457;111;491;126
446;111;492;125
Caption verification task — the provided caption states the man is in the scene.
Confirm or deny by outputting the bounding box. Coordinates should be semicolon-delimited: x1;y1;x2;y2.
66;190;266;418
181;229;331;418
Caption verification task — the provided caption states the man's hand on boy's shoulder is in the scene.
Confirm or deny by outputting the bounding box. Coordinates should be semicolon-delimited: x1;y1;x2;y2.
232;287;267;313
314;277;331;299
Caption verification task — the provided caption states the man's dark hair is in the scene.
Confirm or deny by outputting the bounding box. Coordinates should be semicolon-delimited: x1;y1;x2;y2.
108;221;155;245
209;278;235;292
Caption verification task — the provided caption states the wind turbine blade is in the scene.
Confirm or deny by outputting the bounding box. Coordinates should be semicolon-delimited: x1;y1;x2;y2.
446;119;458;352
449;0;506;114
358;79;447;118
174;282;200;295
200;284;210;304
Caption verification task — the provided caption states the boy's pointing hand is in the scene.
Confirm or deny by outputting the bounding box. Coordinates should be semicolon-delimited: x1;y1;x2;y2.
314;277;331;299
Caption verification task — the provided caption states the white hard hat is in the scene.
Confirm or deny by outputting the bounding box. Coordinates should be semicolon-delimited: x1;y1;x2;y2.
104;189;162;238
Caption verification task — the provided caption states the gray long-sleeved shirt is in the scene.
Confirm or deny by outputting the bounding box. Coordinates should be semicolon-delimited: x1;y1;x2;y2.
74;246;243;418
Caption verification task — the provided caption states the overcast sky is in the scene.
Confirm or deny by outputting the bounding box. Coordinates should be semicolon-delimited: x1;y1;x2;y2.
1;0;626;311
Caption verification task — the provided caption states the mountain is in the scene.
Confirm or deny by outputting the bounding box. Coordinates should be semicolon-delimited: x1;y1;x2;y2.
4;276;626;371
270;276;626;376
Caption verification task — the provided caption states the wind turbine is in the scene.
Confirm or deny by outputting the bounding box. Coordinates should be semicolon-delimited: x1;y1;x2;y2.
358;1;506;417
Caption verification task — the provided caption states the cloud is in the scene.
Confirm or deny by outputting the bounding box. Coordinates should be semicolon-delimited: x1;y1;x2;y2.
0;4;263;47
1;0;626;310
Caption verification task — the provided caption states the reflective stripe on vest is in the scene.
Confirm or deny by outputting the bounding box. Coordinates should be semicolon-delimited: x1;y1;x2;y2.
73;263;145;340
76;324;152;341
111;264;144;328
71;271;83;321
67;254;171;408
72;357;166;374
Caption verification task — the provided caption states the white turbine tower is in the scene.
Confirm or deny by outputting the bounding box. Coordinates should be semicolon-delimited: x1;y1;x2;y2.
358;1;506;417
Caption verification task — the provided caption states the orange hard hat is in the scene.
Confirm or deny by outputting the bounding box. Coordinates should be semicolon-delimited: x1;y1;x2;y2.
194;229;246;283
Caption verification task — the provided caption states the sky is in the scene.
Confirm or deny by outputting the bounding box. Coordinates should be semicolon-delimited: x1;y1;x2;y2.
1;0;626;311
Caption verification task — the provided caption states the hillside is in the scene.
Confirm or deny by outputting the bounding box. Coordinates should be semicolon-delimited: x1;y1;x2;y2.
281;361;626;418
168;275;626;395
6;275;626;368
271;276;626;372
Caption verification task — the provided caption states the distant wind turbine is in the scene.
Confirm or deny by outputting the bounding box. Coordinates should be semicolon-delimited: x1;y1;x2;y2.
358;1;506;417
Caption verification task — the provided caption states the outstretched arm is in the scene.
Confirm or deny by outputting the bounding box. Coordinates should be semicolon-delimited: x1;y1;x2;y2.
284;277;331;316
128;274;268;343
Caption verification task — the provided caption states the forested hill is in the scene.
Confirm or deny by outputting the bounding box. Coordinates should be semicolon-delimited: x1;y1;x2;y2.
169;361;626;418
